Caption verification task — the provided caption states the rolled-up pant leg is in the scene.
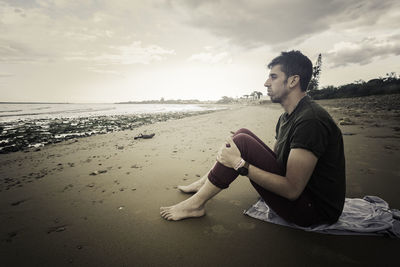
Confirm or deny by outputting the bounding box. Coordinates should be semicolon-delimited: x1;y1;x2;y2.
208;128;322;227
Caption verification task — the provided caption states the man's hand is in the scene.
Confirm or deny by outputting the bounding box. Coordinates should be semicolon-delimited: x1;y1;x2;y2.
216;136;242;169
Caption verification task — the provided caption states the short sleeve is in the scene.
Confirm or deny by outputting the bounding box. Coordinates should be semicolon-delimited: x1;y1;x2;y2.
290;119;328;158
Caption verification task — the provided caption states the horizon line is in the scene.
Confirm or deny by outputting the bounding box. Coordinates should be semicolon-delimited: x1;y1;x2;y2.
0;99;218;105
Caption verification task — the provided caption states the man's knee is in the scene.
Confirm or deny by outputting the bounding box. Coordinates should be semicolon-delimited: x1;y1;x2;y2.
234;128;252;136
232;133;252;153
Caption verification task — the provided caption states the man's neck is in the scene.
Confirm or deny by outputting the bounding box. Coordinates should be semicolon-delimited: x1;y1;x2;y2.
281;91;307;115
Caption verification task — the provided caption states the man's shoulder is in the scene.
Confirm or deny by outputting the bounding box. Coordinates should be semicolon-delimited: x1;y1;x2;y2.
293;97;340;136
297;97;332;122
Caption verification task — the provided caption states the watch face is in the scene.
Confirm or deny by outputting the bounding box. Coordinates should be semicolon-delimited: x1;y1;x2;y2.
238;167;248;176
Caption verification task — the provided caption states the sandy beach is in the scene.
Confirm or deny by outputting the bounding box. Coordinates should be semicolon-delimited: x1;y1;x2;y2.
1;96;400;266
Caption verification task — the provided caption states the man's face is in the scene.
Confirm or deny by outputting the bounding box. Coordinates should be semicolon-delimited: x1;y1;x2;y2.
264;64;289;103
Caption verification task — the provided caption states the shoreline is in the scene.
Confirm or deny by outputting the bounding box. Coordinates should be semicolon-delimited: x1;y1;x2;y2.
0;108;226;154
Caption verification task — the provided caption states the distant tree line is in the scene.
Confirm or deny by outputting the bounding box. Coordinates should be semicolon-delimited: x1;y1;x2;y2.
117;98;202;104
306;54;400;99
217;96;236;104
308;72;400;100
217;90;263;104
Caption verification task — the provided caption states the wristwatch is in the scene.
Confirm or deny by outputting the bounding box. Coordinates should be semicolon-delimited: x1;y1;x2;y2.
236;160;249;176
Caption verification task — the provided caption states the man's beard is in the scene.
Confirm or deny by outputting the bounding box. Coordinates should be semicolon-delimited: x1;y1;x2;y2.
269;80;289;104
270;95;281;103
270;91;288;104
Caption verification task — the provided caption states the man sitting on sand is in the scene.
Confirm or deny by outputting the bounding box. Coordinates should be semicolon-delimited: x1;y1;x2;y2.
160;50;346;226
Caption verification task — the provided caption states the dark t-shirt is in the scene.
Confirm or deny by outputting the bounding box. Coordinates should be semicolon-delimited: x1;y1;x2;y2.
275;95;346;223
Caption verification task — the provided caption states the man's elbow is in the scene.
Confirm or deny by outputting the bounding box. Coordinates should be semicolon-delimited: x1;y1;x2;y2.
284;177;307;201
285;186;303;201
286;191;301;201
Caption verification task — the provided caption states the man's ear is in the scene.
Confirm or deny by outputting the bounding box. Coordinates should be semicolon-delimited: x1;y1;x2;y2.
289;75;300;88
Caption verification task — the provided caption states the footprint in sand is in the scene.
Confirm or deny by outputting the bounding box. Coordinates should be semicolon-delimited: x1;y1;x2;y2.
229;200;241;206
238;222;256;230
204;224;231;235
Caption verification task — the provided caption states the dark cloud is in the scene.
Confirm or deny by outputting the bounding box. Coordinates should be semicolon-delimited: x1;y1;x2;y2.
167;0;399;47
325;35;400;67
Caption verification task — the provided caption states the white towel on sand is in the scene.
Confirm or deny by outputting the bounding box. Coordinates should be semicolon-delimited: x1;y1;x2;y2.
244;195;400;238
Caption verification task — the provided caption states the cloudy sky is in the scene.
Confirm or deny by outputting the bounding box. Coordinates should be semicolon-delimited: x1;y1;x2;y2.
1;0;399;103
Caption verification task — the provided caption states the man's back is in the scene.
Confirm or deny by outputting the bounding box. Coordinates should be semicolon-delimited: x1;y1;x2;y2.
275;96;346;223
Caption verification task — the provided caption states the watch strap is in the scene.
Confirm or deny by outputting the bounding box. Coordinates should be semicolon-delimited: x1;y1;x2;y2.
234;158;245;171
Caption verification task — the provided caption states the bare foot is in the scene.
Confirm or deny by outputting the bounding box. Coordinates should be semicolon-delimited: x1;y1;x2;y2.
160;199;205;221
178;179;205;193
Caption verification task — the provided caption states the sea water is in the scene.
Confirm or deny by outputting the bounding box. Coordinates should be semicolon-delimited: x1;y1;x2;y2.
0;103;221;122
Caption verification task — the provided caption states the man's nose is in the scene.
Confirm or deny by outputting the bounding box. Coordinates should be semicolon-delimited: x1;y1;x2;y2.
264;79;270;88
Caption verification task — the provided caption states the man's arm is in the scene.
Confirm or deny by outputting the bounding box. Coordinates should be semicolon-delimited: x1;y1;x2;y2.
247;148;317;200
217;136;318;201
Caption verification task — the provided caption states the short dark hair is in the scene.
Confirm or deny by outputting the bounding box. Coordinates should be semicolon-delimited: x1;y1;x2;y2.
267;50;313;92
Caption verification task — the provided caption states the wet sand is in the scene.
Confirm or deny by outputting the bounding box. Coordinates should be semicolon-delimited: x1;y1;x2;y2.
1;96;399;266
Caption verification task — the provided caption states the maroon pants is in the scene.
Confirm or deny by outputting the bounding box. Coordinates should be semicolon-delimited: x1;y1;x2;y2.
208;128;323;227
